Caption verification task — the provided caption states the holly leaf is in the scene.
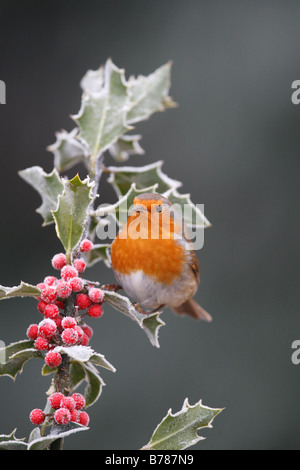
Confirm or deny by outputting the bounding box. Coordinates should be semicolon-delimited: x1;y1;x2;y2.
53;345;95;363
89;352;116;372
0;340;43;380
141;399;223;450
82;243;111;267
108;134;144;162
0;429;27;450
106;160;181;197
82;362;105;407
27;423;88;450
73;59;131;166
52;174;95;257
163;188;211;229
0;282;41;301
47;128;90;172
127;61;176;124
103;290;165;348
19;166;64;225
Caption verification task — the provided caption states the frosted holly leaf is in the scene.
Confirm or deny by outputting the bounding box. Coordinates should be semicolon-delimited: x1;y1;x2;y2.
103;290;165;348
108;134;144;162
80;66;104;94
19;166;64;225
163;188;211;229
141;399;223;450
82;362;105;407
107;160;182;197
52;175;95;257
0;282;41;301
27;423;88;450
127;61;176;124
93;182;158;228
0;429;27;450
73;59;132;169
0;340;43;380
47;128;90;172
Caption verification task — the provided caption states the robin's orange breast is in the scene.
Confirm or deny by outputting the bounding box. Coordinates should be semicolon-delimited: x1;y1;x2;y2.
111;214;185;285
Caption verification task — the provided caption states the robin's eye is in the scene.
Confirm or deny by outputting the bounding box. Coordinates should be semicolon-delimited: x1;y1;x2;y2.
156;205;163;213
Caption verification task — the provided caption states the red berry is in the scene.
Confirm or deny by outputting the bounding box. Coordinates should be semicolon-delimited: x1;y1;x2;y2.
52;253;67;270
41;286;57;303
44;276;58;286
54;316;62;329
74;325;84;342
34;336;49;351
44;304;59;319
37;300;48;315
78;411;90;426
61;328;78;345
56;280;72;299
61;265;78;281
88;287;104;304
38;319;57;339
81;324;93;339
54;408;71;425
61;316;77;329
71;393;86;410
80;239;93;253
80;333;89;346
30;408;45;425
60;396;76;412
45;351;62;367
75;293;92;310
88;304;103;318
73;258;86;273
49;392;64;409
26;324;39;340
37;282;46;290
70;409;80;422
69;277;84;292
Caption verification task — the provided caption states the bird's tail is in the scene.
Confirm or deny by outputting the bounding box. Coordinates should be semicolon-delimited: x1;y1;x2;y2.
172;298;212;321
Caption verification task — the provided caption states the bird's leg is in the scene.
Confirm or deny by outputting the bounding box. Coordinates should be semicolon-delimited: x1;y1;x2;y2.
101;283;122;292
133;303;165;315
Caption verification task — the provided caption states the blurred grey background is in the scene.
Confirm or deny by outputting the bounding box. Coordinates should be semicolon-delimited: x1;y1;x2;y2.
0;0;299;450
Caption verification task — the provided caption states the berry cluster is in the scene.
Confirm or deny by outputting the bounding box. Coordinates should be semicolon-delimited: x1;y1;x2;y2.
30;392;89;427
26;240;103;428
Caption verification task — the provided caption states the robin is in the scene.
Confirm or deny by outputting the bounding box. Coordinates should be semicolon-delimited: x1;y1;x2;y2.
110;193;212;321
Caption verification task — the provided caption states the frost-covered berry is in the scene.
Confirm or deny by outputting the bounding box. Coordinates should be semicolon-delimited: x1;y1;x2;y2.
78;411;90;426
88;304;103;318
55;300;65;310
49;392;64;410
34;336;49;351
61;316;77;329
75;293;92;310
88;287;104;304
70;409;80;422
81;324;93;339
45;351;62;368
61;265;78;281
69;277;84;292
60;396;76;412
80;333;89;346
71;393;86;410
52;253;67;270
74;325;84;342
30;408;45;425
61;328;78;345
41;286;57;304
56;280;72;299
37;300;48;315
73;258;86;273
80;239;93;253
38;319;57;339
44;303;59;319
44;276;58;286
54;408;71;425
26;324;39;340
